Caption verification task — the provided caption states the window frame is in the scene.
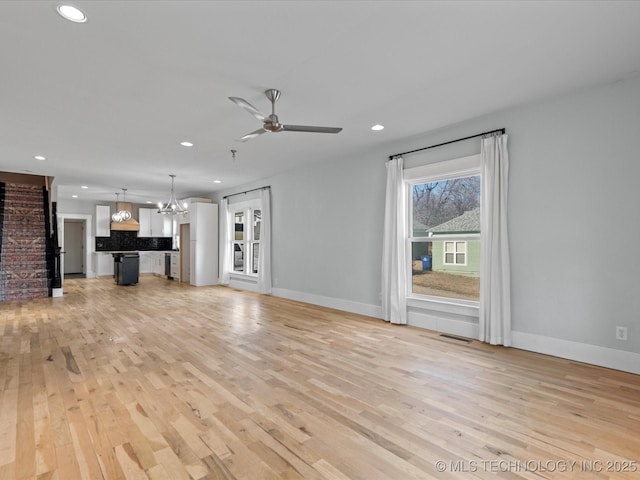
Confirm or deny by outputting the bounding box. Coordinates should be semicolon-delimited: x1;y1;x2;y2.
229;200;261;278
405;154;481;307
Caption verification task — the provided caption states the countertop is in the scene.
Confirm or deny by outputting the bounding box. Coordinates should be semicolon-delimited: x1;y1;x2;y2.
103;250;179;254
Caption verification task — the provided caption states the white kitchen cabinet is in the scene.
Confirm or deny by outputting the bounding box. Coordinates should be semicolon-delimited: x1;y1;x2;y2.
94;252;114;277
178;197;212;225
138;208;152;236
95;205;111;237
139;208;172;237
152;213;172;237
139;252;152;274
151;252;165;275
170;253;179;279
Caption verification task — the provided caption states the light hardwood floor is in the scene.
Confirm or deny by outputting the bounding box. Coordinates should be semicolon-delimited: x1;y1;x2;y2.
0;276;639;479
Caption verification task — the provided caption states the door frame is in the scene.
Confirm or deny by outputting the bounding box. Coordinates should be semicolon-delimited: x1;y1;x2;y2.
57;213;94;280
63;219;85;274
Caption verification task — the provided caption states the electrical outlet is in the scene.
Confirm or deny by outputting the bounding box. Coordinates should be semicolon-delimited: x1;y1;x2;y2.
615;326;628;341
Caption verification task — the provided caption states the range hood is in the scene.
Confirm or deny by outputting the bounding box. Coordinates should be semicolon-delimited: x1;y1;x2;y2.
110;202;140;231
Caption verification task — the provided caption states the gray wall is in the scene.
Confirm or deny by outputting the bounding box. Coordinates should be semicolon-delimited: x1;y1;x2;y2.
219;74;640;357
57;198;96;216
271;155;386;304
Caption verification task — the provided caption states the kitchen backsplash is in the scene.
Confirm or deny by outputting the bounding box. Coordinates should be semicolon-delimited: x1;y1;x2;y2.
95;231;172;251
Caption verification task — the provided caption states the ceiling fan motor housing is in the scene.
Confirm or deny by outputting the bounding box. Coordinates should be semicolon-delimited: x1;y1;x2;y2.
265;114;283;132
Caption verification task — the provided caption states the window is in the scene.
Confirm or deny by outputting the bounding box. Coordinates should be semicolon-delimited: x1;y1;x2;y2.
221;189;271;293
444;241;466;265
406;155;481;303
232;206;260;276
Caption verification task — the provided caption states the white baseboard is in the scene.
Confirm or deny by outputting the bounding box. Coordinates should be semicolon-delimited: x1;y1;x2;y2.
271;288;382;319
407;315;640;375
52;288;63;298
512;331;640;375
264;288;640;375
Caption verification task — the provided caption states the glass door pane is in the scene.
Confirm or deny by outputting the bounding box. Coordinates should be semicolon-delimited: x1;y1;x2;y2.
254;210;261;240
234;212;244;240
252;243;259;274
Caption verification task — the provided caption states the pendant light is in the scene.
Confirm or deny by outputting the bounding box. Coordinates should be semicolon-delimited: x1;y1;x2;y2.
111;189;132;223
158;174;187;215
118;188;131;221
111;192;122;222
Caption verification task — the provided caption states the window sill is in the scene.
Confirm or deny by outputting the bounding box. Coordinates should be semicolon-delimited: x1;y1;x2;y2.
230;272;258;281
407;295;479;317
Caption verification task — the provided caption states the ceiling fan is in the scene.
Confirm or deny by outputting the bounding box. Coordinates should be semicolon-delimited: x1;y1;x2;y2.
229;89;342;142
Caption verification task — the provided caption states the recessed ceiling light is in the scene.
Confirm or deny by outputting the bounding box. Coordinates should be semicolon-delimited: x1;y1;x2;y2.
56;4;87;23
146;201;153;204
180;141;194;147
371;124;385;131
34;155;46;161
81;185;88;189
71;194;78;198
213;180;222;184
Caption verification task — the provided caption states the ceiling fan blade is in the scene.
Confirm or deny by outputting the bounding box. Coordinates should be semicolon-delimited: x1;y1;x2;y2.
229;97;267;122
237;128;268;142
282;124;343;134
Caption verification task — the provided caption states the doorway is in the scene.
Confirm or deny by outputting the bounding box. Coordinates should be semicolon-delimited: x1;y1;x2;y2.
63;220;85;277
57;213;93;281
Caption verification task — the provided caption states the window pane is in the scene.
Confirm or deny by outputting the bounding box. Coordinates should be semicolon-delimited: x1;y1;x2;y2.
252;242;259;274
412;175;481;237
456;242;466;253
233;243;244;272
445;242;454;253
254;210;261;241
412;240;479;301
234;212;244;241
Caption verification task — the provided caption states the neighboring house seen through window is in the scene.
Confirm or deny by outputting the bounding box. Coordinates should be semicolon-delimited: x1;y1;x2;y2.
406;155;481;303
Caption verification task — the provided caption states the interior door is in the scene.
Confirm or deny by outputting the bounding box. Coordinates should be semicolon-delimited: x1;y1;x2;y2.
64;221;84;274
180;223;191;282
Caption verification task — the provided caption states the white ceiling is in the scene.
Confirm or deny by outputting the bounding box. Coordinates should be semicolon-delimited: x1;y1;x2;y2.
1;1;640;204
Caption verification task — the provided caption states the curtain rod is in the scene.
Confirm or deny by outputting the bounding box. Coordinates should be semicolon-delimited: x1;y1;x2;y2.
223;185;270;200
388;128;505;160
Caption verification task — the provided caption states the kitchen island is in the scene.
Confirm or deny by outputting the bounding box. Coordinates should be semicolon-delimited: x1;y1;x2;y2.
112;252;139;285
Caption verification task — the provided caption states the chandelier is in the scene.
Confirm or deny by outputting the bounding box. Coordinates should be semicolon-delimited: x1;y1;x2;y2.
158;174;187;215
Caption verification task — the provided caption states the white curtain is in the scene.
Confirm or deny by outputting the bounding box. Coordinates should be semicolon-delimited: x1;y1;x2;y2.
479;134;511;345
381;156;408;325
219;198;232;284
258;188;272;294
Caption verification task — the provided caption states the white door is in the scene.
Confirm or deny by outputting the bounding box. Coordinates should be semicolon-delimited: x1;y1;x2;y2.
64;221;84;274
